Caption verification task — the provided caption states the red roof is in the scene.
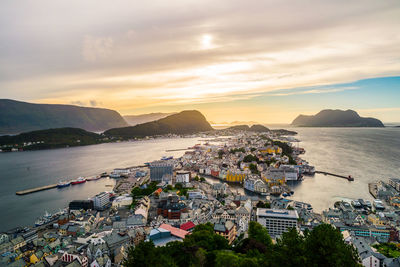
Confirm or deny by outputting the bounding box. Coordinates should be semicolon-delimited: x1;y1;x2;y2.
180;221;196;231
159;224;189;239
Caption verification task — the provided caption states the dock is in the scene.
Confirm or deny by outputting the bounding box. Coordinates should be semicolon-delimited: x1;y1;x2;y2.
315;171;354;181
165;148;192;152
16;184;58;195
368;182;378;198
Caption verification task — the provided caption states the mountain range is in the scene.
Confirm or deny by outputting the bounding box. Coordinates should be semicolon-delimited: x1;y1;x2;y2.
0;99;128;134
291;109;384;127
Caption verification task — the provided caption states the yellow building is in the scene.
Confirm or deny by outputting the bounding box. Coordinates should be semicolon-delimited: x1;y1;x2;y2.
30;250;44;264
367;214;386;226
225;171;246;183
261;145;283;154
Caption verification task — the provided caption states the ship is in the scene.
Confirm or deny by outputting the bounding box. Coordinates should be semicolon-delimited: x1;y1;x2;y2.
86;175;101;181
71;177;86;185
161;156;173;160
57;181;71;188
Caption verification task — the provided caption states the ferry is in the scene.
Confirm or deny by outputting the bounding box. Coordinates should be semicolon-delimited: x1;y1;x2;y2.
71;177;86;185
57;181;71;188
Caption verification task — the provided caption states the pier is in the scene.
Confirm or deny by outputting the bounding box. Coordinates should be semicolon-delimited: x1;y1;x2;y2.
16;184;58;195
315;171;354;181
165;148;192;152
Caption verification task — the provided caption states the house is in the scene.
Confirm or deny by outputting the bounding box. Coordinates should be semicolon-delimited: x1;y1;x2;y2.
180;221;196;232
212;183;228;197
352;236;387;267
214;220;236;244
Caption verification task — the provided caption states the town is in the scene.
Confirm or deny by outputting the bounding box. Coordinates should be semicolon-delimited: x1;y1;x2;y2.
1;130;400;267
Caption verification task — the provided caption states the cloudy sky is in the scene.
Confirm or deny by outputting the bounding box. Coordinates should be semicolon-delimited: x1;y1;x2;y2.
1;0;400;123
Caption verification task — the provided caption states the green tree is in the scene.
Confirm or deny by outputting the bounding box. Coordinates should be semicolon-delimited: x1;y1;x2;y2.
304;224;360;267
274;227;306;266
215;251;241;267
248;221;272;248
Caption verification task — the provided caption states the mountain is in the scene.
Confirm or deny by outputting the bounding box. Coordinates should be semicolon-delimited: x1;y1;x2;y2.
249;124;270;132
291;109;384;127
123;112;176;126
225;124;270;132
0;127;103;151
104;110;213;138
0;99;128;134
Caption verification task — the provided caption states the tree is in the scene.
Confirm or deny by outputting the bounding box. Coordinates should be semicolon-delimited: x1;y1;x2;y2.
215;251;241;267
249;164;259;174
248;221;272;248
304;224;360;267
274;228;306;266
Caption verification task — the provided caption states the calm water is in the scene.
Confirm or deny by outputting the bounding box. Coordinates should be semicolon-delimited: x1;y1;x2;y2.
0;137;203;232
286;127;400;212
0;128;399;231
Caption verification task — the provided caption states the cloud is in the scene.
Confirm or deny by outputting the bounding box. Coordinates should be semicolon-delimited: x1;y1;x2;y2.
0;0;399;110
269;86;359;96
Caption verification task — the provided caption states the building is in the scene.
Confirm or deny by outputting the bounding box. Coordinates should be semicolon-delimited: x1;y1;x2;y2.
93;192;110;211
214;220;237;244
69;200;94;210
176;171;191;183
256;208;299;237
389;178;400;192
150;161;173;182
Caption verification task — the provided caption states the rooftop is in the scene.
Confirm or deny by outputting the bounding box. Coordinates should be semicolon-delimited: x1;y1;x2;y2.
256;208;299;220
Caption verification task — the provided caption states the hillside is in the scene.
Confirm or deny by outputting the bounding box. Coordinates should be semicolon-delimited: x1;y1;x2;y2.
0;99;128;134
104;110;213;138
0;127;104;151
225;124;270;132
291;109;384;127
123;112;176;126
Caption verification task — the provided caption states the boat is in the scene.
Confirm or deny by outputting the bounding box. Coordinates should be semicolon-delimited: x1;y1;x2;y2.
374;199;385;210
57;181;70;188
351;200;362;208
100;172;108;177
71;177;86;185
282;192;290;197
35;219;45;227
161;156;173;160
365;200;372;208
86;175;101;181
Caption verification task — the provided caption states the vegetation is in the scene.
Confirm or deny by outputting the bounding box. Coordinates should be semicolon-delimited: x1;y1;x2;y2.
243;154;259;163
0;99;127;134
249;124;270;132
104;110;213;139
0;127;106;150
256;201;271;209
373;243;400;258
249;163;259;174
124;222;360;267
230;147;246;154
218;150;225;159
131;182;159;198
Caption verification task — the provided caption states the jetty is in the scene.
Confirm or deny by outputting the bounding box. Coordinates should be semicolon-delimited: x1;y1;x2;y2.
165;148;192;152
16;184;58;195
315;171;354;181
368;182;378;198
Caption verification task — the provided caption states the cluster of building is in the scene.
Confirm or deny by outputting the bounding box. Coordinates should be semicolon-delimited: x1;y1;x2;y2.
2;129;400;267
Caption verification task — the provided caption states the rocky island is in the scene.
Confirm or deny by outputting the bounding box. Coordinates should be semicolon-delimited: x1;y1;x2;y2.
291;109;384;127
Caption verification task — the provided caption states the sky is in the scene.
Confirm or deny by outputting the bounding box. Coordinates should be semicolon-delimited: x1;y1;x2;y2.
1;0;400;123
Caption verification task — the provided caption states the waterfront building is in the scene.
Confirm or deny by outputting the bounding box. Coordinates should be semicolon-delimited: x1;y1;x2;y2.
69;200;94;210
93;192;110;211
389;178;400;192
150;161;173;182
256;208;299;237
225;170;246;183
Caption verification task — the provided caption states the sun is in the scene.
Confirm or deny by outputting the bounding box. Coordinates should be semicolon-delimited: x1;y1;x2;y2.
201;34;214;50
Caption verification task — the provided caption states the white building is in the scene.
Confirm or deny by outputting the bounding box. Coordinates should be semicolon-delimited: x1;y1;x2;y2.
256;208;298;237
93;192;110;210
176;171;191;183
112;195;133;208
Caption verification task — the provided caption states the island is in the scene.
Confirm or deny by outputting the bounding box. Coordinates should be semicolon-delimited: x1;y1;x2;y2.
291;109;384;127
224;124;270;132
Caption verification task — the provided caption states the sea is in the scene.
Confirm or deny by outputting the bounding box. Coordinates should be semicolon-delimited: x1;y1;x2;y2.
0;127;399;232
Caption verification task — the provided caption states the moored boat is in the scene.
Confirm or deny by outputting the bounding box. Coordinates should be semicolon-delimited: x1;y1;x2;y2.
57;181;71;188
71;177;86;185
